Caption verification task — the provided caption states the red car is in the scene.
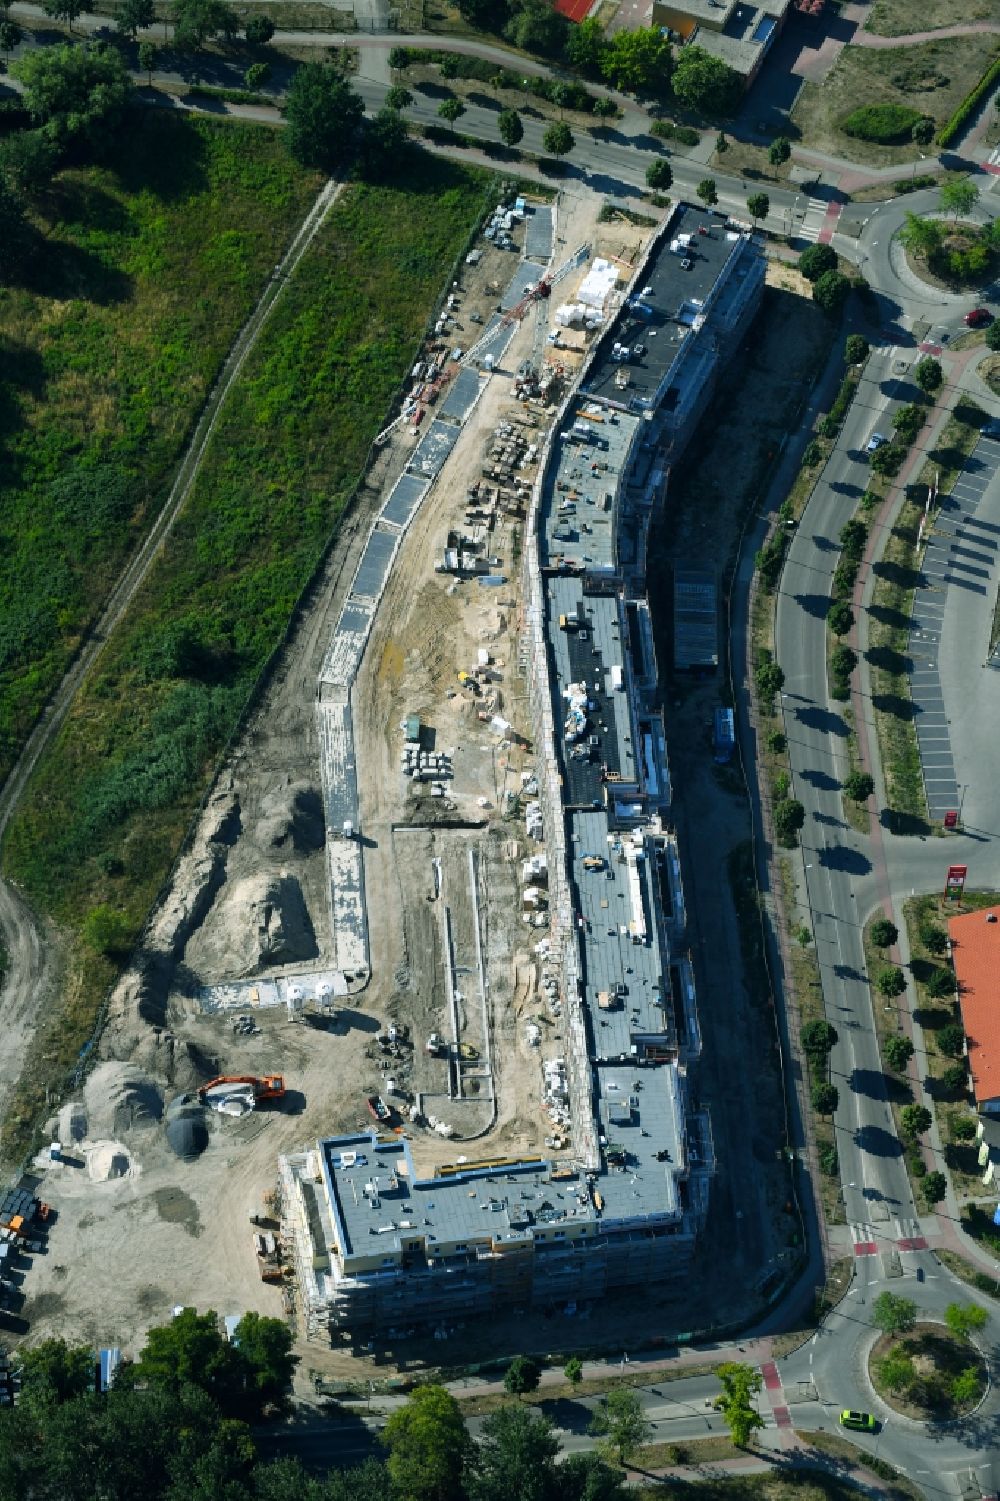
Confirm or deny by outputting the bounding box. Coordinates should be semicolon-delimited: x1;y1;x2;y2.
965;308;993;327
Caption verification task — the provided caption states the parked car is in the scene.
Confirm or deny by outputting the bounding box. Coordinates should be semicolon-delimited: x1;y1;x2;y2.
981;422;1000;439
965;307;992;328
840;1410;877;1432
866;432;888;453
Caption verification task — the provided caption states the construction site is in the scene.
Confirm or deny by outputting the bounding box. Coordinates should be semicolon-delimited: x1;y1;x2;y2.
5;187;774;1365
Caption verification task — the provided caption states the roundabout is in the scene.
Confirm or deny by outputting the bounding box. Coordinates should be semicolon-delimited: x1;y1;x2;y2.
869;1321;989;1422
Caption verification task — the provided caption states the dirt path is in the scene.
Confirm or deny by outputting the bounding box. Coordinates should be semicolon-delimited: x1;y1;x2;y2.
0;179;342;1129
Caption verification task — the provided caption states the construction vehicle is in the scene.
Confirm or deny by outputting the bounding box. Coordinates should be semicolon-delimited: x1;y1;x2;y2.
198;1074;286;1117
366;1094;393;1125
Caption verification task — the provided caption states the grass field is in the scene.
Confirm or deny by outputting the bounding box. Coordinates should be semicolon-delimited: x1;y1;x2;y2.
791;36;1000;166
865;0;996;38
0;152;493;1159
0;115;320;793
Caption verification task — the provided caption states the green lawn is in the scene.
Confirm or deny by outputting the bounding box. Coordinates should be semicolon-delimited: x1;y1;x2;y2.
865;0;996;38
0;114;320;791
791;36;1000;166
0;151;493;1160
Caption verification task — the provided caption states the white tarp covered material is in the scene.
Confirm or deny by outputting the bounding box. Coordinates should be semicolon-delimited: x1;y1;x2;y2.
577;258;620;310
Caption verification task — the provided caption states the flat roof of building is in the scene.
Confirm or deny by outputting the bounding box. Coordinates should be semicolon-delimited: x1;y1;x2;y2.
570;810;675;1060
547;579;638;803
584;205;741;406
594;1063;683;1223
948;906;1000;1105
539;401;640;572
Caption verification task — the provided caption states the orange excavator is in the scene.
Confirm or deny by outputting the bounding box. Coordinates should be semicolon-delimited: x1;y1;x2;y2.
198;1075;286;1117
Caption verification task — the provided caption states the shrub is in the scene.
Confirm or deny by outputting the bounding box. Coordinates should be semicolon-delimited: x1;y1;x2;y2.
819;1142;839;1176
844;769;873;802
925;966;955;999
774;797;805;846
773;770;790;800
942;1062;968;1093
841;103;921;143
871;917;898;949
939;55;1000;148
840;517;866;556
845;334;869;365
803;440;822;467
828;600;853;637
919;920;947;954
767;730;786;754
938;1023;966;1058
952;1116;977;1142
832;645;858;681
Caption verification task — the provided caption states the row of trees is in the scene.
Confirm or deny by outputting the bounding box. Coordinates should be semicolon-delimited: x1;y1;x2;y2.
35;0;276;50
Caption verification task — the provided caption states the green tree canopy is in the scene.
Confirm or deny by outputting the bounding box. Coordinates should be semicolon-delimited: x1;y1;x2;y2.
900;1102;932;1139
844;770;874;802
845;334;869;364
714;1362;764;1449
938;1022;966;1058
945;1301;988;1339
438;96;466;132
467;1404;559;1501
17;1340;95;1408
245;12;274;43
801;1018;837;1055
13;41;132;151
755;661;784;701
811;1080;838;1116
923;1169;947;1204
915;355;943;394
137;40;157;82
812;268;851;316
504;1355;541;1399
0;18;24;57
173;0;238;48
879;1348;916;1393
542;119;574;157
127;1308;245;1417
600;27;671;93
671;45;742;116
696;176;717;207
43;0;90;31
82;903;134;955
359;106;409;179
385;84;413;111
381;1385;470;1501
768;135;790;166
646;157;672;190
588;1386;651;1467
0;177;32;284
559;1454;627;1501
566;17;608;74
285;62;364;169
564;1356;584;1385
245;61;270;88
798;242;837;281
747;192;769;225
883;1033;913;1072
827;598;853;636
504;0;567;57
232;1311;296;1416
872;1291;917;1334
115;0;155;38
0;128;57;197
498;107;523;147
939;175;979;219
877;965;906;998
898;211;942;259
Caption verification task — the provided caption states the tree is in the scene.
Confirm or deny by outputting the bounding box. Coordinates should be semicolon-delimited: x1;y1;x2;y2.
567;16;608;75
672;45;742;117
714;1363;764;1449
813;268;851;317
926;966;955;999
504;1355;540;1400
951;1365;982;1405
827;599;853;637
871;917;898;949
952;1114;977;1141
438;96;466;134
0;128;56;194
870;441;903;476
564;1357;584;1386
284;63;364;170
872;1291;917;1335
845;333;869;364
769;135;790;167
358;106;408;179
14;42;132;150
798;243;837;281
942;1061;968;1093
696;176;717;208
0;19;22;59
233;1311;295;1417
946;1301;987;1339
439;52;459;78
115;0;154;37
245;61;269;88
938;1022;966;1058
43;0;90;31
912;116;935;145
497;107;523;147
600;26;671;93
382;83;411;112
987;320;1000;352
915;355;943;395
801;1018;837;1056
560;1454;627;1501
898;211;942;260
17;1340;95;1408
83;903;133;955
754;661;784;702
137;39;156;84
832;644;857;682
939;175;979;220
879;1349;916;1393
844;770;874;802
877;965;906;999
747;191;769;227
173;0;239;47
381;1386;470;1501
923;1169;947;1205
645;157;672;191
504;1;567;58
811;1081;839;1116
0;178;31;284
388;45;410;73
919;920;948;954
589;1387;651;1468
900;1102;932;1139
468;1405;559;1501
128;1308;245;1417
542;120;574;158
884;1033;914;1072
244;12;274;43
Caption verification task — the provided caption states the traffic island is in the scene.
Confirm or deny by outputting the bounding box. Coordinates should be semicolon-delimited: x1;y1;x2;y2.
869;1322;987;1420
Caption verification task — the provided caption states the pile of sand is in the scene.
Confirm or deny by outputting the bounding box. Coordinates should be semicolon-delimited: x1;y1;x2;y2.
56;1101;88;1144
255;782;324;853
84;1062;163;1139
86;1140;138;1183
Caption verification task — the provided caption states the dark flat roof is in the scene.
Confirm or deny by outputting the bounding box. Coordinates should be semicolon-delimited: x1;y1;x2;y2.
584;206;740;406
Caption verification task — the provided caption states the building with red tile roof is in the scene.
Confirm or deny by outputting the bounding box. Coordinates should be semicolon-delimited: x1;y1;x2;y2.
948;905;1000;1113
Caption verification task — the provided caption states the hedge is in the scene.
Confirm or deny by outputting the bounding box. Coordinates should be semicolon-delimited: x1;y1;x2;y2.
841;103;921;143
938;53;1000;147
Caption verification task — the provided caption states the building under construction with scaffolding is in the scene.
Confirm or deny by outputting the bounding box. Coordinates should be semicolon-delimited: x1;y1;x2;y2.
280;203;765;1340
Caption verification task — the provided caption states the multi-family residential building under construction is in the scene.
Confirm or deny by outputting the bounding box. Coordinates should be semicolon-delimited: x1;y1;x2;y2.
280;202;767;1341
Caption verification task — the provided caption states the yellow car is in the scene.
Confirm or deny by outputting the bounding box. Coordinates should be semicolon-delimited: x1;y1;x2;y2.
840;1410;877;1432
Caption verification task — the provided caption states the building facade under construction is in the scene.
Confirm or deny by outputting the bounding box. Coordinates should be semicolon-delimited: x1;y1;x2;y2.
280;203;765;1339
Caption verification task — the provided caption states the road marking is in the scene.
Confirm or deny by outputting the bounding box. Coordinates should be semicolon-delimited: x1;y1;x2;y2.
852;1221;877;1256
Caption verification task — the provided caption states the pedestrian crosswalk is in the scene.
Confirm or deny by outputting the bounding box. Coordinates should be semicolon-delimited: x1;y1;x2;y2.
894;1216;927;1252
851;1221;877;1256
985;145;1000;176
798;197;827;243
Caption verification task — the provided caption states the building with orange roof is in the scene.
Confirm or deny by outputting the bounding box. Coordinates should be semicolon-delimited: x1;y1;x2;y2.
948;905;1000;1114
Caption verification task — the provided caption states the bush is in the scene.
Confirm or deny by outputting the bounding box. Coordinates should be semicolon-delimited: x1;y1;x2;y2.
841;103;921;143
650;119;700;146
803;440;822;467
844;769;873;802
773;770;790;800
923;1170;947;1205
845;334;869;365
871;917;898;949
926;967;955;999
811;1081;839;1116
774;797;805;847
798;243;837;281
939;55;1000;148
942;1061;968;1093
938;1023;966;1058
919;920;947;954
767;730;786;754
883;1033;913;1072
828;599;853;637
819;1142;839;1176
832;645;858;681
952;1116;978;1142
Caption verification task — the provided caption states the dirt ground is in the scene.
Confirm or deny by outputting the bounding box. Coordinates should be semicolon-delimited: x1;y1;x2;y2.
8;185;658;1366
